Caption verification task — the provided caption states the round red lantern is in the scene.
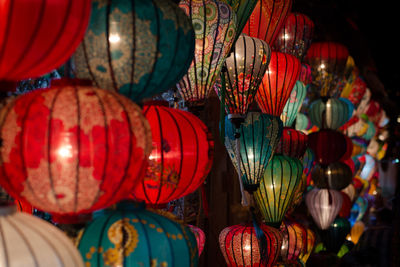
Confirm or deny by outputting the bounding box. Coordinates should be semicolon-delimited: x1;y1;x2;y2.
338;192;351;218
0;79;152;216
275;127;308;158
132;102;214;205
279;219;308;264
0;0;91;83
14;198;33;214
308;129;348;165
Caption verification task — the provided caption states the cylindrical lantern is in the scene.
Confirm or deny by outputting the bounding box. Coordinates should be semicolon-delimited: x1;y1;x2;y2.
188;224;206;256
0;80;152;216
255;154;303;227
338;192;352;218
132;103;214;205
280;81;307;127
219;223;283;267
299;228;316;265
309;98;350;130
177;0;237;107
0;0;91;83
275;127;308;158
321;217;351;253
348;221;365;245
279;219;307;263
311;162;353;190
73;0;195;103
78;201;198;266
308;129;348;165
0;205;84;266
256;52;301;117
305;188;343;230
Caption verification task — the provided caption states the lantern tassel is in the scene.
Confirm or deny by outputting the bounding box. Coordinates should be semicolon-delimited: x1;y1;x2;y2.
235;136;248;206
251;207;268;265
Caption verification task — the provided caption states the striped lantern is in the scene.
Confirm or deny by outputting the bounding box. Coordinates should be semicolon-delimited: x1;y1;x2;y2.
311;162;353;190
280;81;307;127
275;127;308;158
309;98;350;130
279;219;308;264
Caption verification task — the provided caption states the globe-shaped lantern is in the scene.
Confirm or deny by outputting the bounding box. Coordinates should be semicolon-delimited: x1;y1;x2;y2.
339;97;355;121
72;0;195;103
0;80;152;216
311;162;353;190
279;219;307;264
298;228;316;265
0;205;84;266
321;217;351;253
275;127;308;158
78;201;198;266
309;98;350;130
0;0;91;85
132;102;214;205
280;81;307;127
177;0;237;108
308;129;348;165
255;154;303;227
219;223;283;267
188;224;206;256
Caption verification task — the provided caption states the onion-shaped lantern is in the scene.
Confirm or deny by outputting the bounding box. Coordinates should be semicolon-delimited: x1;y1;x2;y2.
311;162;353;190
308;129;348;165
217;34;271;116
132;103;214;205
273;13;315;61
338;192;351;218
321;217;351;253
73;0;195;103
219;223;283;267
279;219;307;264
256;52;301;117
225;112;282;192
188;225;206;256
347;221;365;245
275;127;308;158
78;201;198;266
255;154;303;227
0;80;152;216
298;228;316;265
177;0;237;107
242;0;292;45
0;205;84;266
0;0;91;84
280;81;307;127
342;184;356;202
305;188;343;230
309;98;350;130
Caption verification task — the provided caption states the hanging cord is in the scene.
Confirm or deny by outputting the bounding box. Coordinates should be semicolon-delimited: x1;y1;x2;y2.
250;206;268;265
219;67;227;144
235;131;248;206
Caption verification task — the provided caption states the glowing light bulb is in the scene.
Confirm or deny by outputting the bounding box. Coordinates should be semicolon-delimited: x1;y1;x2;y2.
109;33;120;43
319;63;326;69
58;145;73;158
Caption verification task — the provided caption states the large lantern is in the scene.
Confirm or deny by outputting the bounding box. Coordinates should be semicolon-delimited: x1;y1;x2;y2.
132;103;214;205
298;228;316;265
256;52;301;117
309;98;350;130
78;201;198;266
308;129;348;165
219;224;283;267
0;80;152;216
255;154;303;227
280;81;307;127
225;112;282;192
188;225;206;256
305;188;343;230
177;0;237;107
73;0;195;103
0;205;84;266
275;127;308;158
0;0;91;84
321;217;351;253
279;219;307;264
311;162;353;190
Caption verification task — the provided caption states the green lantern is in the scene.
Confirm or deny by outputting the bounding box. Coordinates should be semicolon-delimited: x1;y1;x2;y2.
72;0;195;103
309;98;350;130
281;81;307;127
321;217;351;254
78;201;198;267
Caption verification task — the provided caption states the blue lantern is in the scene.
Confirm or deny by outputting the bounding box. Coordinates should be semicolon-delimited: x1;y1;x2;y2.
281;81;307;127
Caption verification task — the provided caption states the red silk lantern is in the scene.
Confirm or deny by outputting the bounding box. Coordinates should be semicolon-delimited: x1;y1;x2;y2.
256;52;301;116
14;199;33;214
0;79;152;216
242;0;292;45
275;127;308;158
219;224;283;267
0;0;91;83
338;192;351;218
188;224;206;256
308;129;347;165
340;135;354;161
132;103;214;205
279;219;307;264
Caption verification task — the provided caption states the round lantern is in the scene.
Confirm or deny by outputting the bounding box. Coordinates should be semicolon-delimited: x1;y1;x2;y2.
275;127;308;158
217;34;271;116
305;188;343;230
255;154;303;227
311;162;353;190
256;52;301;117
273;13;315;61
348;221;365;244
177;0;237;107
309;98;350;130
188;225;206;256
338;192;351;218
339;97;355;120
225;112;282;192
0;205;84;266
132;103;214;205
341;184;356;202
308;129;348;165
340;135;354;161
0;80;152;216
242;0;292;45
219;223;283;267
72;0;195;103
321;217;351;253
298;228;316;265
281;81;307;127
78;201;198;266
0;0;91;83
279;219;307;264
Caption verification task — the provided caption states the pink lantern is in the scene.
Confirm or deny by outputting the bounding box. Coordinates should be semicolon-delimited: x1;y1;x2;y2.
188;224;206;256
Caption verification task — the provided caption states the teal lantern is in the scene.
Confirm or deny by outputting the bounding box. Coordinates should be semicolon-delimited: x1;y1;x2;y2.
281;81;307;127
224;112;282;192
72;0;195;102
295;113;311;131
78;201;198;267
309;98;349;130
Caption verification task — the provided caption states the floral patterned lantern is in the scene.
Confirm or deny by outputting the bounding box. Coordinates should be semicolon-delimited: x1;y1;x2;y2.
275;127;308;158
311;162;353;190
132;103;214;205
78;201;198;266
280;81;307;127
298;228;316;265
279;219;307;264
309;98;350;130
188;225;206;256
0;80;152;216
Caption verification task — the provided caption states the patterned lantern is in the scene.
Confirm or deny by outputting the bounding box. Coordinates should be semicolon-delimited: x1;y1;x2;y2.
256;52;301;117
308;129;348;165
273;13;315;61
341;184;356;202
346;76;367;108
219;224;283;267
305;188;343;230
188;225;206;256
280;81;307;127
78;201;198;266
242;0;292;45
132;103;214;205
0;0;91;84
0;80;152;216
275;127;308;158
0;205;84;266
217;34;271;116
347;221;365;244
321;217;351;253
279;219;307;264
73;0;195;103
225;112;282;192
338;192;351;218
255;154;303;227
298;228;316;264
177;0;237;107
311;162;353;190
309;98;350;130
